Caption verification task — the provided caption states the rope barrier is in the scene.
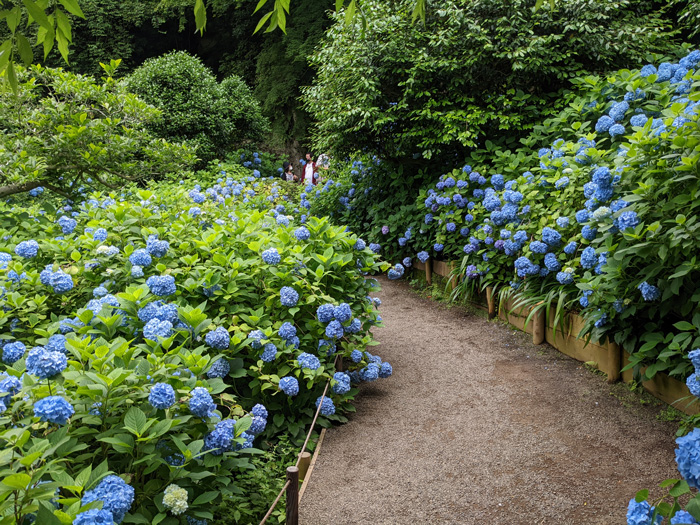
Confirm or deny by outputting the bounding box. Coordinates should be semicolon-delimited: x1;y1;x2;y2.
258;355;340;525
258;480;290;525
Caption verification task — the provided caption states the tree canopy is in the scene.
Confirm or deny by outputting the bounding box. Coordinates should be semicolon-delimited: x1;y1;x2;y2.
0;62;195;198
302;0;685;165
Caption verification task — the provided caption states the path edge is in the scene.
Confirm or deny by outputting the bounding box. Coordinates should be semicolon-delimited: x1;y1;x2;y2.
298;427;327;502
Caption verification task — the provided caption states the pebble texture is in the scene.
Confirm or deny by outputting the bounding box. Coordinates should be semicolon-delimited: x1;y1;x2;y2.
300;277;679;524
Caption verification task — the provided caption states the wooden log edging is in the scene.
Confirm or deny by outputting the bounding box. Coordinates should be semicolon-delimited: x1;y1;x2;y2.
409;263;696;415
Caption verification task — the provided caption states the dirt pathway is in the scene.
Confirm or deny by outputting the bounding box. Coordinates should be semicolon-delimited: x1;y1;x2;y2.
300;277;680;524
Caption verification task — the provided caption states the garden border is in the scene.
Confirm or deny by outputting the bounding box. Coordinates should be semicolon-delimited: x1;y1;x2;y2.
413;262;700;416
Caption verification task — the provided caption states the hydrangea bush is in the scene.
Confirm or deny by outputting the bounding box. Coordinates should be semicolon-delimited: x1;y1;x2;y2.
0;163;391;522
309;47;700;383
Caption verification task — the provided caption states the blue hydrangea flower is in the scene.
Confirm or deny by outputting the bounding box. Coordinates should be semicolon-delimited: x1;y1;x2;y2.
0;252;11;269
189;387;216;419
676;428;700;489
279;376;299;396
204;419;235;456
325;320;344;339
379;362;393;378
294;227;310;240
345;318;362;334
638;282;661;302
687;374;700;398
556;217;570;229
354;239;366;250
251;404;267;419
617;211;639;231
131;265;144;278
2;341;25;364
278;322;296;342
207;358;230;379
369;243;381;253
541;227;562;246
149;383;176;409
360;363;379;381
129;249;152;267
315;396;335;416
143;319;173;341
26;347;67;379
58;216;77;235
46;334;66;354
334;303;352;323
146;235;169;257
581;226;597;241
529;241;547;254
434;243;444;252
350;349;363;363
556;269;575;285
627;498;662;525
402;257;412;268
640;64;657;77
595;115;614;132
146;275;176;296
670;510;698;524
73;509;114;525
609;100;629;122
317;303;335;323
0;375;21;406
248;415;267;435
260;343;277;362
689;349;700;371
82;475;135;524
34;395;74;425
205;327;230;350
580;247;597;269
417;251;429;263
93;228;108;242
297;352;321;370
609;123;626;137
544;253;561;272
262;248;281;265
280;286;299;307
15;240;39;258
332;372;351;394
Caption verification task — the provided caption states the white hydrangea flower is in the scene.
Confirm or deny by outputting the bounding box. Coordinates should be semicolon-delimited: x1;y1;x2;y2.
163;484;188;515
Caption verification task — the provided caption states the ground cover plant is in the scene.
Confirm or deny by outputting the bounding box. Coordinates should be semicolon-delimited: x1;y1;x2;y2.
0;162;393;523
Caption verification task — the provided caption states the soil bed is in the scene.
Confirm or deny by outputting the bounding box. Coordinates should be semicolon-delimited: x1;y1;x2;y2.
300;277;679;524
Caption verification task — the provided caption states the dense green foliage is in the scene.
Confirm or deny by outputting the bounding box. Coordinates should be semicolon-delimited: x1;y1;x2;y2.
303;0;684;164
124;51;269;166
0;162;390;523
0;63;195;198
308;49;700;384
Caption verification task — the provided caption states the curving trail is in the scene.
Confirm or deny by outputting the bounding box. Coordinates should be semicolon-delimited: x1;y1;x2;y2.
300;277;679;525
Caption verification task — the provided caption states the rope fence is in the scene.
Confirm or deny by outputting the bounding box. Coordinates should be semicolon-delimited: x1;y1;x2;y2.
258;355;341;525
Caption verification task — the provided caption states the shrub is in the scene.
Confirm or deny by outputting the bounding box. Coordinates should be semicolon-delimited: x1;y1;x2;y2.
309;47;700;384
125;51;270;166
0;162;390;522
303;0;683;163
0;62;195;199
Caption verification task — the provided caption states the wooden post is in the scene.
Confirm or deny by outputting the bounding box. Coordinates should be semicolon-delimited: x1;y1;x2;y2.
606;341;621;383
297;452;312;481
532;308;545;345
285;466;299;525
486;286;496;319
425;259;432;285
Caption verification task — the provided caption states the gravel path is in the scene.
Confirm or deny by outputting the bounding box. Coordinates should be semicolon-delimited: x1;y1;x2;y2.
300;277;680;524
